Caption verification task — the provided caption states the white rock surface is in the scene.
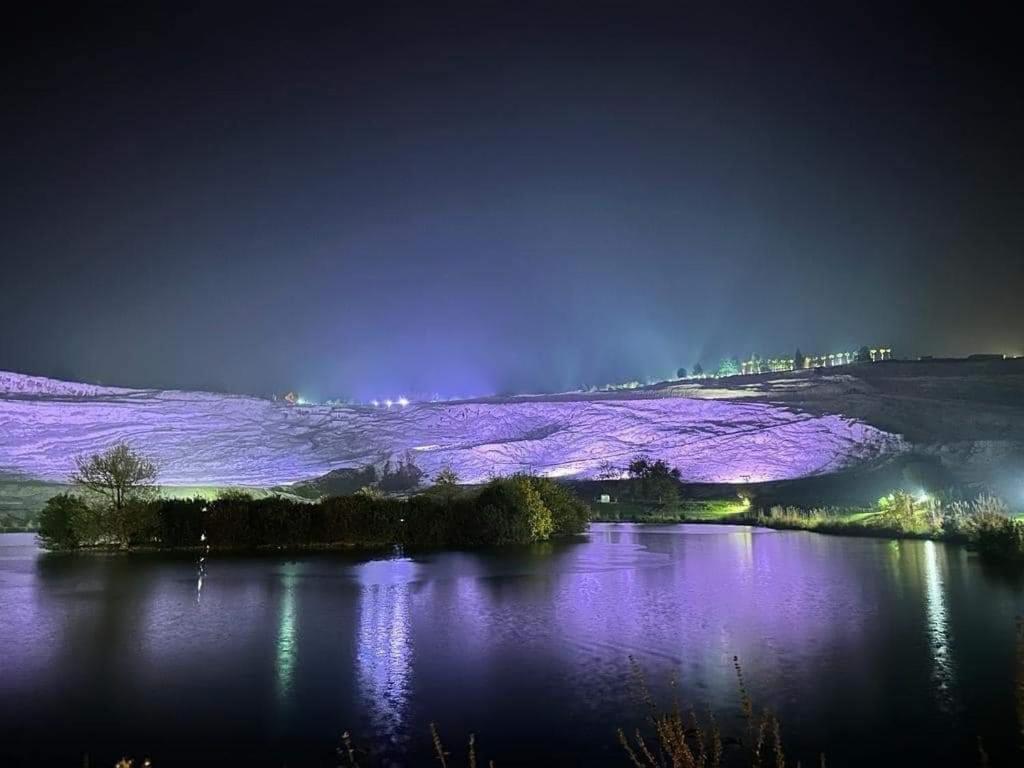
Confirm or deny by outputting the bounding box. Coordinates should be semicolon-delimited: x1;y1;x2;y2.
0;371;902;486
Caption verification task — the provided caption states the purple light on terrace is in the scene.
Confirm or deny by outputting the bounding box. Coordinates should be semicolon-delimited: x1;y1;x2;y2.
0;371;903;486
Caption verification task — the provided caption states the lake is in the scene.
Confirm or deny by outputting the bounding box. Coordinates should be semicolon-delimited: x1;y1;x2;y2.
1;524;1022;766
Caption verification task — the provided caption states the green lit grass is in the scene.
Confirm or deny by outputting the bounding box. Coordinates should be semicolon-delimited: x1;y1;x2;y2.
589;499;749;523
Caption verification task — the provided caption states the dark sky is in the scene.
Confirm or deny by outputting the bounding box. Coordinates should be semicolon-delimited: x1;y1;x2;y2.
3;2;1022;399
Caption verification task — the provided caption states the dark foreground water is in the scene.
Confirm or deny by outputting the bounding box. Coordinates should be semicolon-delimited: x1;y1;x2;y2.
2;525;1023;767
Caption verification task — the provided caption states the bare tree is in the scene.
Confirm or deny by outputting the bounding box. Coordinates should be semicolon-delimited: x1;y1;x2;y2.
71;443;159;546
431;466;460;503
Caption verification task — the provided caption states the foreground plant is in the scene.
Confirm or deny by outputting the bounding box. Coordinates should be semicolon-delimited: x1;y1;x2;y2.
333;657;813;768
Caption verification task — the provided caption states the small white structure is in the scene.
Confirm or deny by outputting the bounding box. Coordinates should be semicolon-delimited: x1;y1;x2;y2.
597;494;611;504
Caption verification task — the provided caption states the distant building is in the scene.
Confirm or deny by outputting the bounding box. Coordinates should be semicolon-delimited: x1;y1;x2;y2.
741;346;891;374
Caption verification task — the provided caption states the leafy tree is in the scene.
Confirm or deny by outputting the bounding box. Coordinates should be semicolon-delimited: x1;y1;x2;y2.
37;493;90;550
71;443;159;547
794;349;806;369
531;477;590;535
628;456;652;478
676;366;687;379
626;455;681;506
855;346;872;363
651;459;681;480
692;363;704;377
473;475;553;544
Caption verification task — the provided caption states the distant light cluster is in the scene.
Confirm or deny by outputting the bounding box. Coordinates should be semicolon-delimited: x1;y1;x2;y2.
740;347;893;375
369;397;410;409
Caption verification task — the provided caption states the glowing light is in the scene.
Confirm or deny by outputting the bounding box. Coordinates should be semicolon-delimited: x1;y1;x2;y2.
371;399;380;407
384;399;393;408
397;396;409;407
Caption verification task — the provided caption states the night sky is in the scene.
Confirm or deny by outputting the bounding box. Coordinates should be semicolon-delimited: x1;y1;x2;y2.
3;2;1022;399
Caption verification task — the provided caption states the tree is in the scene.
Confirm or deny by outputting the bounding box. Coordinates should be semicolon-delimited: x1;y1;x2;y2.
73;442;159;512
692;363;704;377
434;467;459;487
627;455;681;506
473;475;553;544
37;493;91;550
855;346;872;363
794;349;806;370
431;466;460;502
676;366;687;379
628;456;652;478
530;477;590;535
71;443;159;547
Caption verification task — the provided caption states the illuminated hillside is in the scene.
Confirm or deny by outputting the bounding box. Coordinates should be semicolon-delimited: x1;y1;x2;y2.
0;371;901;487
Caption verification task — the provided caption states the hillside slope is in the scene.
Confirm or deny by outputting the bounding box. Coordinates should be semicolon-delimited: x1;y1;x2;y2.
0;370;900;487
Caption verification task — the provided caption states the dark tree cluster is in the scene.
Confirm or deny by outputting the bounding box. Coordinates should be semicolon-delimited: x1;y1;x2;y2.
38;474;591;551
626;455;683;506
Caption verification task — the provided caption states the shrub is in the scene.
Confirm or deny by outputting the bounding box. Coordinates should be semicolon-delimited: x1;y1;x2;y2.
471;476;553;545
531;476;590;535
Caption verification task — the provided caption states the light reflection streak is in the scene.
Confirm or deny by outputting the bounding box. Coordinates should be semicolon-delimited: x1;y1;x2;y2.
276;564;300;706
922;541;955;710
355;557;417;742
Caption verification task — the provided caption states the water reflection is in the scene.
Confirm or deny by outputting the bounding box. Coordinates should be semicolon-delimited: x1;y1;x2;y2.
355;557;417;742
6;527;1024;768
922;541;955;711
276;563;300;706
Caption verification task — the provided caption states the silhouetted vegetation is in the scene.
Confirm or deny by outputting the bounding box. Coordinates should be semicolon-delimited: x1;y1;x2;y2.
69;443;160;548
37;474;591;552
625;456;682;507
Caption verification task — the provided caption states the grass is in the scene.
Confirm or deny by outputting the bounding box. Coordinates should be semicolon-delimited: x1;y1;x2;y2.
591;492;1024;563
590;499;749;523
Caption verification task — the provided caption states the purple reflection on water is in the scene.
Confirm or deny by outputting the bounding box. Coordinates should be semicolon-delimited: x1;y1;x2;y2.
2;527;1022;767
354;556;418;744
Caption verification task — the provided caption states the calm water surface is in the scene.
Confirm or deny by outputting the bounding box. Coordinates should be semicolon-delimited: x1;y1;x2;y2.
2;524;1023;766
